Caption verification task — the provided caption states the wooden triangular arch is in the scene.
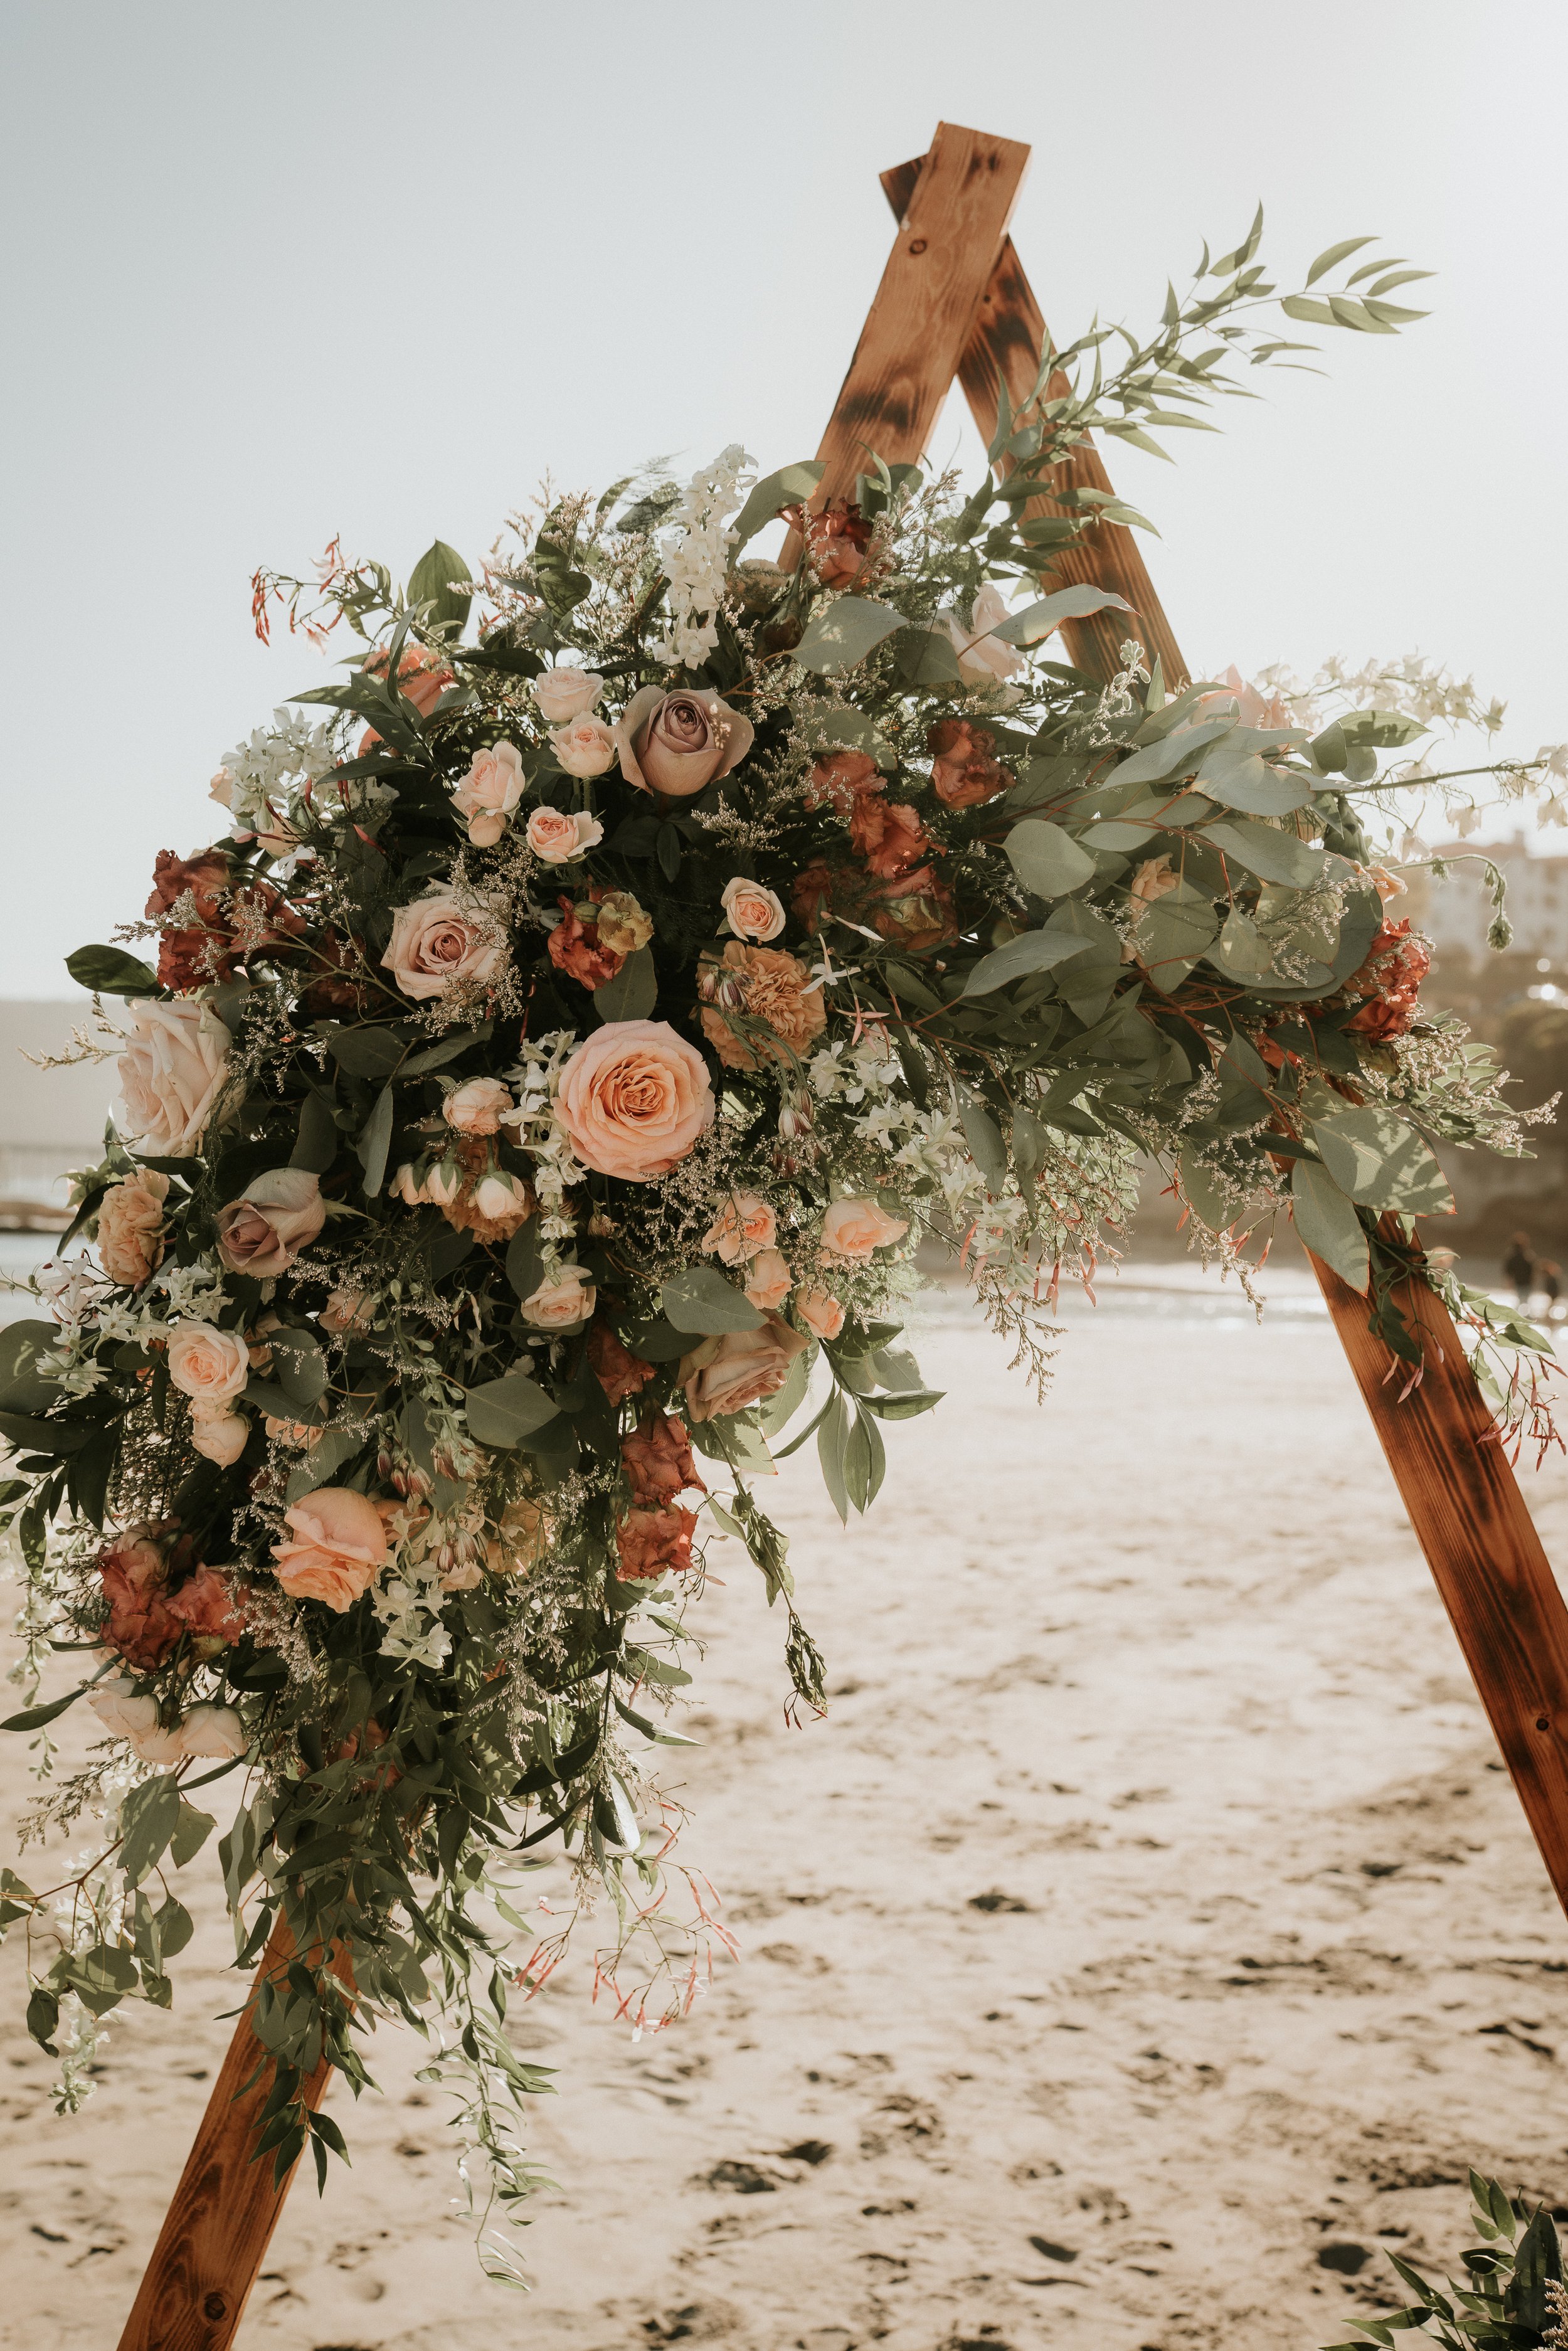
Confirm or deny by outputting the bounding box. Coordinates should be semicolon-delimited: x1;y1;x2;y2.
117;119;1568;2348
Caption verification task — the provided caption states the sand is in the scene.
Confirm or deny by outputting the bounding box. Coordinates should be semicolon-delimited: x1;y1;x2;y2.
4;1274;1568;2351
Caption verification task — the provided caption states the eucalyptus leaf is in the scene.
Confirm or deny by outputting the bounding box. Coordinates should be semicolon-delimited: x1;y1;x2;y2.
1128;883;1219;988
792;596;903;676
1112;718;1234;790
1195;746;1313;815
465;1371;561;1448
327;1026;407;1079
659;1266;764;1335
1200;817;1326;887
958;1093;1007;1194
991;582;1134;647
891;625;963;686
1291;1160;1370;1292
961;925;1094;999
356;1082;395;1198
65;944;161;997
593;947;657;1022
1005;820;1096;900
1309;1103;1455;1216
730;460;824;550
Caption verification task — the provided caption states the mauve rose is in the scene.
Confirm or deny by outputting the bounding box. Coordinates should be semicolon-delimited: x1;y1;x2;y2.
382;884;504;1001
701;1190;777;1264
850;795;930;881
616;1505;699;1581
443;1077;513;1136
188;1404;250;1467
115;999;231;1157
272;1487;388;1612
322;1287;375;1332
451;742;525;847
928;718;1013;808
588;1324;655;1405
166;1322;250;1404
551;715;617;779
533;668;605;726
621;1414;705;1507
819;1196;909;1263
795;1287;845;1340
519;1266;596;1329
555;1020;714;1182
679;1314;808;1425
721;876;787;943
527;805;603;862
743;1248;793;1313
97;1168;170;1287
216;1167;326;1277
616;687;754;799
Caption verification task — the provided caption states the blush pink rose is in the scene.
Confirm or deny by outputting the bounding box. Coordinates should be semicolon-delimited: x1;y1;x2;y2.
679;1314;809;1424
526;805;603;861
818;1197;910;1263
616;687;755;798
452;743;526;847
795;1287;845;1340
97;1168;171;1287
188;1404;250;1466
555;1019;715;1182
115;999;231;1157
382;885;504;1000
532;668;605;725
443;1077;514;1136
701;1191;777;1264
721;876;787;943
272;1487;388;1611
215;1167;326;1276
743;1249;793;1313
166;1322;250;1403
519;1266;596;1329
551;716;617;778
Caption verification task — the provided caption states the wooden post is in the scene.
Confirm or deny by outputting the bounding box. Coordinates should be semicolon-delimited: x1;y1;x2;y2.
115;1921;344;2351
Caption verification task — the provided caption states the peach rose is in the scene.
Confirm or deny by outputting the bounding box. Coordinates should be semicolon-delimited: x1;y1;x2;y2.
621;1413;705;1507
616;687;755;798
555;1019;715;1181
588;1323;655;1405
551;715;617;779
679;1313;809;1424
166;1322;250;1404
321;1287;376;1332
115;999;231;1157
616;1505;699;1581
519;1266;596;1329
359;644;453;751
382;884;504;1000
533;667;605;726
938;583;1024;687
721;876;787;943
272;1487;388;1611
469;1172;534;1234
818;1197;909;1263
697;942;827;1073
527;804;604;861
216;1167;326;1277
443;1077;514;1136
804;748;882;812
188;1404;250;1467
97;1168;171;1287
701;1191;777;1264
451;742;526;847
795;1287;845;1340
743;1248;793;1313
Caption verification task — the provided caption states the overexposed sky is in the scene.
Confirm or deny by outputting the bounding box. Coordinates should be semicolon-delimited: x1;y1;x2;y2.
3;0;1564;997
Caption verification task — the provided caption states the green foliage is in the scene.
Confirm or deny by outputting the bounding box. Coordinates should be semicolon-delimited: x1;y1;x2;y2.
1320;2173;1565;2348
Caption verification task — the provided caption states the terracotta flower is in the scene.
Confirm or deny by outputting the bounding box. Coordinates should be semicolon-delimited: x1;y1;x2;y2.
1343;918;1433;1041
547;893;626;990
697;942;827;1073
927;718;1013;808
804;748;882;812
616;1505;699;1581
621;1414;705;1507
588;1324;656;1405
850;794;930;880
785;496;872;587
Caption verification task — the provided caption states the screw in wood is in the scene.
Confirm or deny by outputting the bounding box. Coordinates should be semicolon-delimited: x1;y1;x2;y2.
203;2291;228;2320
909;238;927;255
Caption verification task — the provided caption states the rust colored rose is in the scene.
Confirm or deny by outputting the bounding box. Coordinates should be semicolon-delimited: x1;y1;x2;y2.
298;929;373;1017
868;863;958;953
927;718;1013;809
547;893;625;991
97;1167;171;1287
850;794;930;880
785;496;872;587
616;1505;699;1581
803;749;882;813
100;1532;182;1669
697;942;827;1073
146;849;231;926
588;1323;655;1406
1343;918;1432;1040
167;1566;246;1646
617;687;755;798
621;1413;706;1508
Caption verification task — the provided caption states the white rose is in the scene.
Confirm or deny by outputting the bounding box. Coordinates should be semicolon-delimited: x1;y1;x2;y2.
178;1703;248;1760
115;1000;231;1157
939;583;1024;687
551;716;617;780
532;669;605;725
519;1266;596;1329
188;1404;250;1466
87;1680;186;1766
166;1323;250;1404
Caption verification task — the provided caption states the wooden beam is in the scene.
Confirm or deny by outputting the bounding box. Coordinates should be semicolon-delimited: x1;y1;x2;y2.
116;1921;346;2350
1313;1244;1568;1915
881;149;1185;688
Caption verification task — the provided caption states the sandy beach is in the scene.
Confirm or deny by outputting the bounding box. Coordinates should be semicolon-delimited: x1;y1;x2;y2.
4;1270;1568;2351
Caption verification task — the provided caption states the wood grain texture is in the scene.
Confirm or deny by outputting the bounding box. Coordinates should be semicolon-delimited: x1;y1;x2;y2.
881;151;1184;687
116;1923;344;2351
1311;1246;1568;1916
780;120;1028;568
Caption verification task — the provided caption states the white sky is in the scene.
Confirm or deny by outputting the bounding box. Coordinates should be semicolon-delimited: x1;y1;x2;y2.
3;0;1564;998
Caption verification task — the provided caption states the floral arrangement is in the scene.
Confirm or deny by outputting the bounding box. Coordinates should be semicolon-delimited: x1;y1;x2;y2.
1320;2170;1567;2348
1;220;1560;2278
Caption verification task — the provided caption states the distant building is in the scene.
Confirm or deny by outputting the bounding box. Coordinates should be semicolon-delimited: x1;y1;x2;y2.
0;999;117;1212
1408;833;1568;965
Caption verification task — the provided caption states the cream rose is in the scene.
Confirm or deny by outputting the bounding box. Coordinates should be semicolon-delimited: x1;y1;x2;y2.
795;1287;845;1340
938;583;1024;687
551;716;617;780
680;1314;810;1425
743;1250;793;1313
443;1077;514;1136
519;1266;596;1329
115;1000;231;1157
451;743;526;847
818;1197;910;1263
271;1487;388;1611
215;1168;326;1277
616;687;755;798
178;1702;248;1759
166;1322;250;1404
471;1171;533;1231
526;805;605;862
87;1680;185;1765
382;884;504;1001
721;877;787;944
188;1403;250;1466
701;1191;778;1265
97;1169;171;1287
532;668;605;725
555;1019;715;1182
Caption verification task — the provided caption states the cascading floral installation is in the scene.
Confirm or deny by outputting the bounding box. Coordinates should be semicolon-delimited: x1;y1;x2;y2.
0;220;1561;2278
